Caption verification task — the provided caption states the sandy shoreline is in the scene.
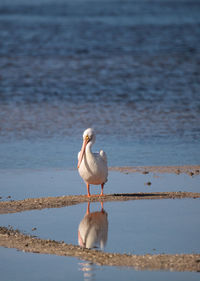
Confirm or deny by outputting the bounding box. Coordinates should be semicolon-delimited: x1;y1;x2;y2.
0;226;200;272
0;192;200;214
109;165;200;175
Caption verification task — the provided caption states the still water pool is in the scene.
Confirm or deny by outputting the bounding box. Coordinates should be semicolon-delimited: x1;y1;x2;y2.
1;199;199;255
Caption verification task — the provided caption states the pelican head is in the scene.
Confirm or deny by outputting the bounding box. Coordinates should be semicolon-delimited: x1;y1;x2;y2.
83;128;96;144
77;128;96;169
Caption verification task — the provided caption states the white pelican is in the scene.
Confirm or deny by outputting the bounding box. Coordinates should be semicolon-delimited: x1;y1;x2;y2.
77;128;108;197
78;202;108;249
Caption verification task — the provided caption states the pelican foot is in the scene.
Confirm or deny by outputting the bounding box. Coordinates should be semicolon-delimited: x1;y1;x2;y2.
92;194;105;197
85;194;104;197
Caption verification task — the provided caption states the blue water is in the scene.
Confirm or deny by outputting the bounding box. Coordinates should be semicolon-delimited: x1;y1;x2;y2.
1;199;200;280
1;169;200;201
0;2;200;277
1;200;200;255
0;136;200;169
1;247;199;281
0;0;200;168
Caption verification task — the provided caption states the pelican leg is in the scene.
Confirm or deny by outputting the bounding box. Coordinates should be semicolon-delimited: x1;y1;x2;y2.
87;183;91;197
100;183;104;196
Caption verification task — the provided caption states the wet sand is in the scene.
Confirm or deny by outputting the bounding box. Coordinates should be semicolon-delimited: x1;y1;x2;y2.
109;165;200;176
0;192;200;215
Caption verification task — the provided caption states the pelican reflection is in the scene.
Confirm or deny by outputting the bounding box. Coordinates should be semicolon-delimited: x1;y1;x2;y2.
78;202;108;249
78;261;95;281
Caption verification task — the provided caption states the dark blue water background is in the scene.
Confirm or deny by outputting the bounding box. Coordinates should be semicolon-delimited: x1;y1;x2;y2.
0;0;200;168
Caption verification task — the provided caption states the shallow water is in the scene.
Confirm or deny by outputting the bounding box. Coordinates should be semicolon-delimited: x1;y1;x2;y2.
0;137;200;169
0;0;200;168
1;247;199;281
1;199;200;255
0;169;199;201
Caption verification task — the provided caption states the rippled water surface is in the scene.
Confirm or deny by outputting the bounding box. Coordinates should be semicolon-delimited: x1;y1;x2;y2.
0;0;200;168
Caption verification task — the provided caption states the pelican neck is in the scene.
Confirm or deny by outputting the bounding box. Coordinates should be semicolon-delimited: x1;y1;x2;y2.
85;140;94;154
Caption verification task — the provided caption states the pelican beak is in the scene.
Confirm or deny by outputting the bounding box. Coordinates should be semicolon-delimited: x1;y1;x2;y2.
77;136;89;169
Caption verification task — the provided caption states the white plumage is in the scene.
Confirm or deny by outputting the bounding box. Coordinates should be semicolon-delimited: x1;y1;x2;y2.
77;128;108;197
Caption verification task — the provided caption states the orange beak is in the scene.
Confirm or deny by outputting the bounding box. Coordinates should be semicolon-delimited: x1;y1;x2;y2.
77;137;89;169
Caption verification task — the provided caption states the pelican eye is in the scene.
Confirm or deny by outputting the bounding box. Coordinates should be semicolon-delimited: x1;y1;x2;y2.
85;135;90;142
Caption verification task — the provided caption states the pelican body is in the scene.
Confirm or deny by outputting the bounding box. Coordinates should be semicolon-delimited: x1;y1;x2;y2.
77;128;108;197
